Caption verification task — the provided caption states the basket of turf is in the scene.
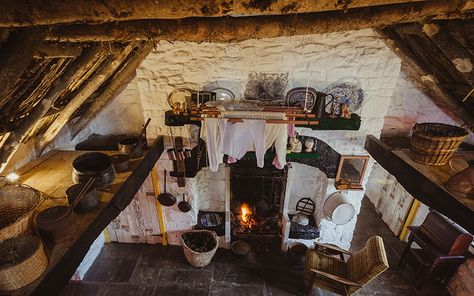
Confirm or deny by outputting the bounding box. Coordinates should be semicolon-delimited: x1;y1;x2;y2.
181;230;217;267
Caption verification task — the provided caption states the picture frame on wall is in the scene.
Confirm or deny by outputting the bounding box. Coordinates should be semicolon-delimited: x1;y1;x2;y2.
335;155;370;190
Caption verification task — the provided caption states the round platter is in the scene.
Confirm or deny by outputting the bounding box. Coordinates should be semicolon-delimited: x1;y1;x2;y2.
167;88;193;108
285;87;318;111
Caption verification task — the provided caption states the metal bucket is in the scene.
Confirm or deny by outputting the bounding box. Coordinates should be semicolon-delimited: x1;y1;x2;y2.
323;192;355;225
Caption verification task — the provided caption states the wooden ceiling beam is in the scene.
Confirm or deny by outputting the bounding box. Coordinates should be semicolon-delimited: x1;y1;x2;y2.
421;23;474;88
68;41;154;139
47;1;474;43
34;42;83;58
0;0;427;27
37;44;135;153
0;27;46;108
377;27;474;128
0;46;103;173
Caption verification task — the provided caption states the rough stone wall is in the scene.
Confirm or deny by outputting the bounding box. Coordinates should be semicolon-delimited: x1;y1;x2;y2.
70;78;145;143
126;28;402;248
365;69;473;238
382;73;473;142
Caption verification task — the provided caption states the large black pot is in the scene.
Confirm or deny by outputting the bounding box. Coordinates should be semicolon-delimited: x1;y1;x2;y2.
72;152;115;189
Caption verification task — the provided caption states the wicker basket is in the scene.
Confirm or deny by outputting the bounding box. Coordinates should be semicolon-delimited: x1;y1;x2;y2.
0;185;41;242
181;230;218;267
0;235;48;291
411;123;468;165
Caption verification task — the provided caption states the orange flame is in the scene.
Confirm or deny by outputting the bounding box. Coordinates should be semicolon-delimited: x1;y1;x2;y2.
240;203;256;230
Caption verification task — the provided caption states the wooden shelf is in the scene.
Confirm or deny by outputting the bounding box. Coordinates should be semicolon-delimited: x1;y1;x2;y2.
165;110;361;131
9;137;164;296
164;110;198;126
365;135;474;233
238;151;320;161
296;114;361;130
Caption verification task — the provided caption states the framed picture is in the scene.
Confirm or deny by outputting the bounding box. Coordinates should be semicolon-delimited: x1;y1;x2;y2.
335;155;370;190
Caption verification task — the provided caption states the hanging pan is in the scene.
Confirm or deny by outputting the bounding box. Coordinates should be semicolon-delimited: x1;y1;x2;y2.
178;193;191;213
157;170;176;206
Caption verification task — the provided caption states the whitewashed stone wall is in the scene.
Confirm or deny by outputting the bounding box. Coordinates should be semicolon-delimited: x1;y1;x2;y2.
124;28;402;248
382;73;473;143
365;69;474;239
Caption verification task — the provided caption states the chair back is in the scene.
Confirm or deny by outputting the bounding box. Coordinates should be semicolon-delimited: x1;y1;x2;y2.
420;211;472;256
346;236;389;286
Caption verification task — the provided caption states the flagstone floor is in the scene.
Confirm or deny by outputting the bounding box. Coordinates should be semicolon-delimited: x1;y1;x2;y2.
60;197;448;296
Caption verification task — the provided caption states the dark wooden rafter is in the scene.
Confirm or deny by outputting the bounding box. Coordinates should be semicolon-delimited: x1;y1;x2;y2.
377;27;474;128
421;22;474;88
68;41;155;139
0;27;46;109
47;1;474;43
0;46;103;173
446;19;474;58
0;0;430;27
34;42;83;58
37;44;136;152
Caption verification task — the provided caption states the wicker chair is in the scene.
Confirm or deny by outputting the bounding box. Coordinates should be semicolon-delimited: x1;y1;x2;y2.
304;236;389;296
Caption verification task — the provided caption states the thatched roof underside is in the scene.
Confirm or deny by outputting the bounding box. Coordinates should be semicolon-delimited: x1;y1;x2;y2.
0;0;473;171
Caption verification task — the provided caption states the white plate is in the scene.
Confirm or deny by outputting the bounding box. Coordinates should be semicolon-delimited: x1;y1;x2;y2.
211;88;235;101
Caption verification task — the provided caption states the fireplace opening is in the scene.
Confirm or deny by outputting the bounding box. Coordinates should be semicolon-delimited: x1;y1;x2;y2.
230;163;287;250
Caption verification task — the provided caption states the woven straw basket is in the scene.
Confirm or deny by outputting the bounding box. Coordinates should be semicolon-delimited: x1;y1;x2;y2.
0;185;41;242
181;230;218;268
411;123;468;165
0;235;48;291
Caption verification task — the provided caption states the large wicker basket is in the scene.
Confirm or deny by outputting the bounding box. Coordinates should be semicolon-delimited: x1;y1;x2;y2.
411;123;468;165
181;230;218;268
0;235;48;291
0;185;41;242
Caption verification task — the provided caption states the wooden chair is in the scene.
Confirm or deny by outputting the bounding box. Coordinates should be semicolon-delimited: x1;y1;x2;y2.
304;236;389;296
398;211;472;289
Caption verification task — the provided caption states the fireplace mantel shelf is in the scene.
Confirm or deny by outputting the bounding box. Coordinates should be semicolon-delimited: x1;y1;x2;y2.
165;111;361;130
238;151;320;161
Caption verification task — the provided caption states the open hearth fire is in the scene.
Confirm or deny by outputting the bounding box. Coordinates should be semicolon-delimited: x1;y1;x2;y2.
239;203;256;231
234;202;279;236
230;164;287;243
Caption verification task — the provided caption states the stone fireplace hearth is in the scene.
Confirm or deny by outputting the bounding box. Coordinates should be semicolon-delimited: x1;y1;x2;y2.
230;162;287;251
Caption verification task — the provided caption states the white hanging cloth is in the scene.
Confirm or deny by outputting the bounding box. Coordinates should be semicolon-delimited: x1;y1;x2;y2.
201;117;227;172
223;119;266;168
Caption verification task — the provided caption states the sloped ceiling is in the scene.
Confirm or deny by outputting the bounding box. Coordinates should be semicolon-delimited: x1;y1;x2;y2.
379;19;474;126
0;0;473;172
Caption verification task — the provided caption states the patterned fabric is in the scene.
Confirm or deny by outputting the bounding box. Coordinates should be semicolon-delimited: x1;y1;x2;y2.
304;236;389;295
346;236;389;294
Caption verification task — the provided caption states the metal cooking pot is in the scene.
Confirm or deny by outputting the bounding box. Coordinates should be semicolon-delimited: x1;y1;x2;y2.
36;206;78;243
72;152;115;189
118;137;143;158
66;183;99;213
111;154;130;173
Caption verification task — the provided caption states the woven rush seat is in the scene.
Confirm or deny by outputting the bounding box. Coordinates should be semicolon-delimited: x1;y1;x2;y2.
304;236;389;295
304;250;347;294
